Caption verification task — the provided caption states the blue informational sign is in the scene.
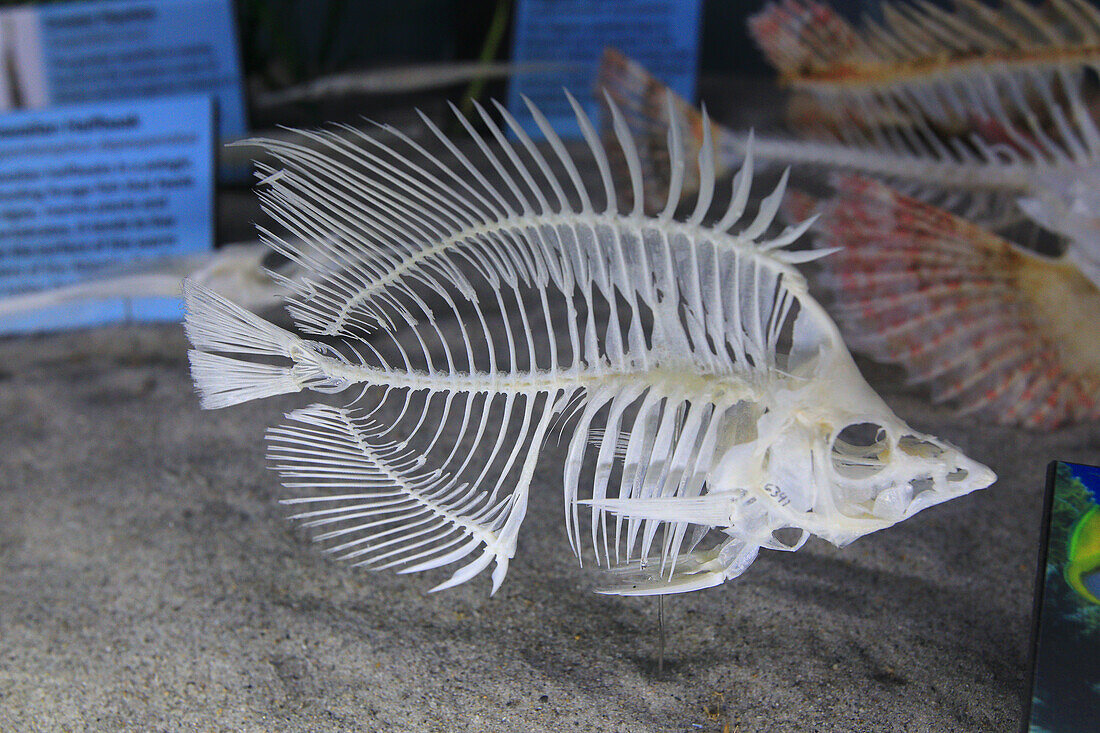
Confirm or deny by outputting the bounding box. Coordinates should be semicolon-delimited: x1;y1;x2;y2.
0;95;214;333
0;0;246;141
507;0;703;139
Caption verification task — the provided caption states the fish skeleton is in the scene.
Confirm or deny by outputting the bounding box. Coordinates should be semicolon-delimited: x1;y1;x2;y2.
597;2;1100;428
0;242;297;328
183;94;994;596
748;0;1100;138
254;61;565;107
599;41;1100;230
603;0;1100;228
747;0;1100;227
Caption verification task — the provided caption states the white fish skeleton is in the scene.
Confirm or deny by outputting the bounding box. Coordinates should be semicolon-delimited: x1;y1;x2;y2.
0;242;296;328
254;62;564;107
603;0;1100;228
183;94;995;596
599;8;1100;428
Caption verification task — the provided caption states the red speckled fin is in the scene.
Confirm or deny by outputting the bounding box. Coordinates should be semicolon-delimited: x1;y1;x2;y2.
747;0;862;81
808;175;1100;429
597;48;736;213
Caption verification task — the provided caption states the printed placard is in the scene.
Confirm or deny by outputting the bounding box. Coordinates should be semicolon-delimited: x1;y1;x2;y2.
507;0;703;138
0;95;214;333
0;0;246;141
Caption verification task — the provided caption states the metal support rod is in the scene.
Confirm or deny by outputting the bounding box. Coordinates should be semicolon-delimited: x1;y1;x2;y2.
658;595;666;674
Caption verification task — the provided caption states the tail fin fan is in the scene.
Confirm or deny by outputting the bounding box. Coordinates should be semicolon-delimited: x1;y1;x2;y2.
183;279;330;409
188;351;302;409
183;278;300;357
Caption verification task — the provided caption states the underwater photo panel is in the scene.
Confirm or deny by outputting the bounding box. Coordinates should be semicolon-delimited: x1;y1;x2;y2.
1026;461;1100;733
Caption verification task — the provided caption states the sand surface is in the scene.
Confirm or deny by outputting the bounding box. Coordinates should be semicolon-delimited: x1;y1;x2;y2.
5;324;1092;733
2;87;1099;732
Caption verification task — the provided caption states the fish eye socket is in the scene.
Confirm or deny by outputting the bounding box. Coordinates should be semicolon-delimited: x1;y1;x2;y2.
836;422;887;448
831;421;889;479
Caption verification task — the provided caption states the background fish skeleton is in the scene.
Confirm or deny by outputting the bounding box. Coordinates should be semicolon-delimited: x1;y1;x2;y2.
598;0;1100;428
184;95;994;596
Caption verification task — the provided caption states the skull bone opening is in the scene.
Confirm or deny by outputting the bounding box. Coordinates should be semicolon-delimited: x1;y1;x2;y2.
827;420;976;525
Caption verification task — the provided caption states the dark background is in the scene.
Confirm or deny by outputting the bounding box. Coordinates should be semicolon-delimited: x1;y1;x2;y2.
231;0;891;126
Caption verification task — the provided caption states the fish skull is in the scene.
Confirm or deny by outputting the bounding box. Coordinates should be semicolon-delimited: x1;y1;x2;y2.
742;347;995;548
